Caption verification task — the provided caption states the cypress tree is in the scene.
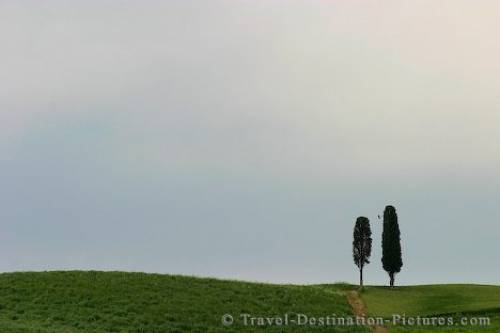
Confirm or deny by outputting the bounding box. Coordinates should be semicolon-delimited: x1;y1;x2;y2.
353;216;372;288
381;205;403;288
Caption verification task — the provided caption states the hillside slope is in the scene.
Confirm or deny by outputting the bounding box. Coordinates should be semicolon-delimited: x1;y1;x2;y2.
362;285;500;317
0;271;365;333
361;285;500;333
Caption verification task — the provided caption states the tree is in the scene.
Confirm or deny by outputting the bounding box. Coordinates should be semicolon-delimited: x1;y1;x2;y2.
381;205;403;288
353;216;372;289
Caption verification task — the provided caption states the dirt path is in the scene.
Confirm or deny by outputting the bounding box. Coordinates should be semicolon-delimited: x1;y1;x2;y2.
346;291;389;333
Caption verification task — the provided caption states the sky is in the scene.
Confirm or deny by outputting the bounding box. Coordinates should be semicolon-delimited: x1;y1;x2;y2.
1;0;499;286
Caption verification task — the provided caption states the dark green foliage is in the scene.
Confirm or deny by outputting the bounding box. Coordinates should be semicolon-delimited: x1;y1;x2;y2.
0;271;368;333
381;205;403;287
352;217;372;287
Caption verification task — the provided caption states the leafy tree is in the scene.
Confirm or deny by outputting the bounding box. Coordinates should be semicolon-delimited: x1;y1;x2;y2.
353;216;372;288
381;205;403;287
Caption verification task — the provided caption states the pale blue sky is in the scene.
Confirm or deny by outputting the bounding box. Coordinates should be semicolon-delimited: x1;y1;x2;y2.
1;0;499;285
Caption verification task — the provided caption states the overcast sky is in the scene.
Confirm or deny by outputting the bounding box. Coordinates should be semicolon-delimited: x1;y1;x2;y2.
1;0;499;285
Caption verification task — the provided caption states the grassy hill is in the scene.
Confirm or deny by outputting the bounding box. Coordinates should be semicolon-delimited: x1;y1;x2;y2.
1;271;499;333
362;285;500;317
360;285;500;333
0;271;365;333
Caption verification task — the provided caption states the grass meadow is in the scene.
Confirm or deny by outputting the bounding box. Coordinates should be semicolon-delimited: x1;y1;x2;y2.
361;285;500;333
1;271;499;333
0;271;366;333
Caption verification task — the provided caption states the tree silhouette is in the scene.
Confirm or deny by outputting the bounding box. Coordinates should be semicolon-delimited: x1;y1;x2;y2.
353;216;372;288
381;205;403;288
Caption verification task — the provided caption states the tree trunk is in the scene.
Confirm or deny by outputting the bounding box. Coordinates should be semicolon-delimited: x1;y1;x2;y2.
359;268;363;289
389;272;395;288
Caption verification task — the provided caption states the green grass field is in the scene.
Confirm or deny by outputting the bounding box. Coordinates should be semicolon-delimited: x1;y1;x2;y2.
1;271;499;333
360;285;500;333
0;271;366;333
361;285;500;317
